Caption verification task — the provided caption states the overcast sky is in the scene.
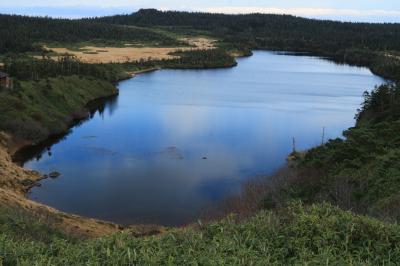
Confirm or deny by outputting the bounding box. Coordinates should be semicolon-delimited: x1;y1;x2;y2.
1;0;399;23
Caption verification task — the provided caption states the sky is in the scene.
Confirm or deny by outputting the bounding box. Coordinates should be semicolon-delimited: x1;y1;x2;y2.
1;0;399;23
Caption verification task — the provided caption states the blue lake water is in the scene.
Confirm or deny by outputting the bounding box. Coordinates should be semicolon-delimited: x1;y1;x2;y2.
23;51;384;226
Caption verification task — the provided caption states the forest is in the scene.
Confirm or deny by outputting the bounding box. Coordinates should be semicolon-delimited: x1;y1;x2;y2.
100;9;400;53
0;14;182;53
2;9;400;56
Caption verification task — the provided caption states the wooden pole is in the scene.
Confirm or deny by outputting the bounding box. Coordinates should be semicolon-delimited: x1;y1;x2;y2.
292;137;296;153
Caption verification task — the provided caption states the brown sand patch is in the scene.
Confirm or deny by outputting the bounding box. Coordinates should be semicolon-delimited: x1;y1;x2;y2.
384;53;400;61
40;37;217;64
44;46;183;63
179;37;217;49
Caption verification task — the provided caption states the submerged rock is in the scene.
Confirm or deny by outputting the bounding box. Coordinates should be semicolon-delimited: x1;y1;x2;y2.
160;146;184;160
20;179;35;187
49;171;61;179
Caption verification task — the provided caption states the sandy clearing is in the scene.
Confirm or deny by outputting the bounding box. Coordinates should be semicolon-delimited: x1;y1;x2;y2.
44;46;183;63
179;37;217;50
384;53;400;61
41;37;217;64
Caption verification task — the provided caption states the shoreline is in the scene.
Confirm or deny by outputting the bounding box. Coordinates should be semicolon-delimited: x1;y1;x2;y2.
2;49;389;237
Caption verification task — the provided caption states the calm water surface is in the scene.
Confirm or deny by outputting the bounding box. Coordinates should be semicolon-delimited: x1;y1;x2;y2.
23;51;383;226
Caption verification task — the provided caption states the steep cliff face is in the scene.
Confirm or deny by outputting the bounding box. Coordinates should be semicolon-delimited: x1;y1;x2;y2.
0;132;42;195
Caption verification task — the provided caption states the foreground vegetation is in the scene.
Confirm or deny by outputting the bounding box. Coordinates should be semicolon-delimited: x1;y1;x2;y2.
2;202;400;265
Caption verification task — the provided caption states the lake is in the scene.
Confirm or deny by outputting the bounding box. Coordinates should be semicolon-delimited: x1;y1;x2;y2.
21;51;383;226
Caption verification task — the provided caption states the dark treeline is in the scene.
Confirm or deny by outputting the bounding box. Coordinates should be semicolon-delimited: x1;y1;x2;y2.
330;50;400;81
100;9;400;53
3;56;128;83
0;14;181;53
157;49;237;69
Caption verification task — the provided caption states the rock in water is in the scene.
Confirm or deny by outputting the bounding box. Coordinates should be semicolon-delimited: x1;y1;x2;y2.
49;171;61;178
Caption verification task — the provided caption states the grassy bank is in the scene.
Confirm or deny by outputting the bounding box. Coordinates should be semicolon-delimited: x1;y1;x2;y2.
0;76;118;144
1;202;399;265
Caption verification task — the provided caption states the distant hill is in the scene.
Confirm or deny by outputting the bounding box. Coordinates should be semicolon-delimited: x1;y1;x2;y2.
1;9;400;54
0;13;180;53
98;9;400;52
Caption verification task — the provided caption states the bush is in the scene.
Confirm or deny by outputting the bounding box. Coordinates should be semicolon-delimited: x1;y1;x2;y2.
1;203;399;265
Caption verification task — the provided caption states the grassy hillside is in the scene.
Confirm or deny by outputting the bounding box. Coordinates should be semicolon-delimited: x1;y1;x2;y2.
0;76;117;143
1;202;399;265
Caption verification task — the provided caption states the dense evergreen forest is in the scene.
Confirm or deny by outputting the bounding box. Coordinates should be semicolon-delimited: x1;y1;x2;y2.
2;9;400;55
100;9;400;53
0;14;181;53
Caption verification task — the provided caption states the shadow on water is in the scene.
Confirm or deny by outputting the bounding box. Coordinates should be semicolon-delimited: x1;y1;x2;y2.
13;95;119;166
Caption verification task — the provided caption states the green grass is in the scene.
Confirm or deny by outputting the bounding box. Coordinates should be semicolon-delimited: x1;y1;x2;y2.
1;202;399;265
0;76;117;142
